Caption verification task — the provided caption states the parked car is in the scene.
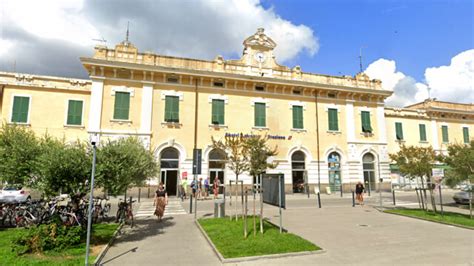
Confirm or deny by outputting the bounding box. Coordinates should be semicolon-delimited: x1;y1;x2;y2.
453;185;474;204
0;185;31;203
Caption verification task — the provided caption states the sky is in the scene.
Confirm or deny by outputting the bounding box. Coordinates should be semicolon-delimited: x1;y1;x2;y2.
0;0;472;107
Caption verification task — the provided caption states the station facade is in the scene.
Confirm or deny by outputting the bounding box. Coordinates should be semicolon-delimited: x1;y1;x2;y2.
0;29;472;195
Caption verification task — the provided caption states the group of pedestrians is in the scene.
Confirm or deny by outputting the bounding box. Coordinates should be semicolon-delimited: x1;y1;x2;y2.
188;177;221;200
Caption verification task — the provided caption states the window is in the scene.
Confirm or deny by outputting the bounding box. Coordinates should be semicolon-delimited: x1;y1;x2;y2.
419;124;427;141
254;102;266;127
211;99;225;125
167;76;178;83
292;89;301;95
292;106;303;129
441;125;449;143
164;96;179;122
328;108;338;131
213;81;224;87
395;122;404;140
113;92;130;120
67;100;83;126
328;152;341;192
255;85;265;91
463;127;470;144
328;93;336;98
11;96;30;123
361;111;372;133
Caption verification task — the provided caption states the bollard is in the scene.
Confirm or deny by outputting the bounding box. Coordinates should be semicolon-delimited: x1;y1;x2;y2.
352;191;355;207
317;192;321;208
392;190;396;206
138;188;141;203
189;194;193;214
438;185;444;216
340;185;343;198
147;187;150;198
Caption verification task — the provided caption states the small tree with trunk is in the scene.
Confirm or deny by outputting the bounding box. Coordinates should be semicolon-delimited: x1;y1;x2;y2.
96;137;159;196
242;134;278;235
390;145;437;212
211;134;249;221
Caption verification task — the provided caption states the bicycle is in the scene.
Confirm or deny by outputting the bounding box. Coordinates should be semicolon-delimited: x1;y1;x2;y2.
116;198;135;227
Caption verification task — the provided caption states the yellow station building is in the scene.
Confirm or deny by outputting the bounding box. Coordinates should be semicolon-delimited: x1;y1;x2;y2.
0;29;472;195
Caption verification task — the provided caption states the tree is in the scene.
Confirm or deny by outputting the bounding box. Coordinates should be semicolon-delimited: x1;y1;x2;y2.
390;145;437;212
34;135;91;197
439;140;474;187
242;134;278;235
96;137;159;196
0;124;40;186
212;134;249;220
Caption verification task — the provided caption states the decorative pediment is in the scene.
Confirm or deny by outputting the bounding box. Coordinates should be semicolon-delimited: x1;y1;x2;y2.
243;28;276;50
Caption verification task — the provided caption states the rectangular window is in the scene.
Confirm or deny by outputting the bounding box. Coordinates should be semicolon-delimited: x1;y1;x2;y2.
113;92;130;120
292;106;304;129
164;96;179;122
254;102;266;127
361;111;372;133
67;100;83;126
441;125;449;143
211;99;225;125
395;122;404;140
419;124;427;141
463;127;470;144
11;96;30;123
328;108;339;131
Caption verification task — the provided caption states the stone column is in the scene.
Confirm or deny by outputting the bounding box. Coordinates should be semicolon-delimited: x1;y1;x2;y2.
376;102;387;143
431;119;439;151
346;100;356;142
140;82;154;148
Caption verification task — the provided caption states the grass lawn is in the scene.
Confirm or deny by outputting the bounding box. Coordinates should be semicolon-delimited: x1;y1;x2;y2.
0;223;119;266
385;208;474;229
199;217;320;258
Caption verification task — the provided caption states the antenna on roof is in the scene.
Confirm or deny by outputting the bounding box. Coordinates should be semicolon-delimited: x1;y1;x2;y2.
359;46;367;73
126;21;130;42
427;86;431;99
92;36;107;46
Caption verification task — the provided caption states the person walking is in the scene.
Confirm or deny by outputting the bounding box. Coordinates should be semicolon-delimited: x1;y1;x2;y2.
355;181;365;206
154;183;168;222
204;177;210;199
182;176;188;199
213;177;221;199
197;178;203;200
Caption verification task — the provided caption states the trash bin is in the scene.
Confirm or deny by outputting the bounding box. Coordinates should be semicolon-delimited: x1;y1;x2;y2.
214;199;225;218
325;186;332;195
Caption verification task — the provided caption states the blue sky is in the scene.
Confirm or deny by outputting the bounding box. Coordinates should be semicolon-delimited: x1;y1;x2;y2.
1;0;472;106
261;0;473;81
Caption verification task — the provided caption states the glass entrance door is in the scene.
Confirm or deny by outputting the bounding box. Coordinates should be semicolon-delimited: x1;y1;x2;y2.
160;170;178;196
209;170;224;194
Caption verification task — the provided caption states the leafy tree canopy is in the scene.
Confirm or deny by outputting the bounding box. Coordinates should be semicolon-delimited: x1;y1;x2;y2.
439;140;474;187
242;134;278;178
389;145;436;182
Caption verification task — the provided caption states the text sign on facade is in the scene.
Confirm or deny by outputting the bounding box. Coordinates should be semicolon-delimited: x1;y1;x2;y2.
262;173;286;209
192;148;202;175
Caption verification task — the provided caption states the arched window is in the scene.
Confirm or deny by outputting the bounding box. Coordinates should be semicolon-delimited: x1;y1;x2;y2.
209;149;226;169
362;153;376;192
328;152;341;191
160;147;179;169
291;151;306;193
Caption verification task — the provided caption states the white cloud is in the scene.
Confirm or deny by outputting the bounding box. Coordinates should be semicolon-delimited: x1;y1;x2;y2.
365;50;473;107
425;49;474;104
0;0;318;77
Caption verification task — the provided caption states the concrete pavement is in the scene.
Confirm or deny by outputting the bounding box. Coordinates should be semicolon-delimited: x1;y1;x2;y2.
99;194;473;265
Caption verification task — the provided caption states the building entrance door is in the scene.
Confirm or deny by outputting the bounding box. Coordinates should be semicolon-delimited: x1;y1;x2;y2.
161;170;178;196
209;170;224;194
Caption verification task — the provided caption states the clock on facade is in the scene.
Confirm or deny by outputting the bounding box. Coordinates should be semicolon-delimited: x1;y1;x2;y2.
254;52;266;63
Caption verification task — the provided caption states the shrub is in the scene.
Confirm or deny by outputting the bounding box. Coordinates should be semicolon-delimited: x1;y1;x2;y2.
12;223;86;255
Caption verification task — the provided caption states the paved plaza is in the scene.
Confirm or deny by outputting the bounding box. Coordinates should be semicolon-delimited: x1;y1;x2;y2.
100;192;474;265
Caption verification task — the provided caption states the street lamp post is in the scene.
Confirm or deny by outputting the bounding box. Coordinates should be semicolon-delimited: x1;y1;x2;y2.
85;134;98;265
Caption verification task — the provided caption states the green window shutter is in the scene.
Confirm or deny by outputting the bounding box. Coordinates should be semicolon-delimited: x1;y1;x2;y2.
463;127;469;143
165;96;179;122
395;122;403;140
113;92;130;120
254;103;266;127
441;125;449;143
11;96;30;123
292;106;303;129
67;100;83;125
419;124;427;141
361;111;372;133
212;99;225;125
328;108;338;131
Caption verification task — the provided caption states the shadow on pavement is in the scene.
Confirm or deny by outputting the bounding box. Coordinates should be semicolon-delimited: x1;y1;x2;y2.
101;246;139;265
112;217;176;243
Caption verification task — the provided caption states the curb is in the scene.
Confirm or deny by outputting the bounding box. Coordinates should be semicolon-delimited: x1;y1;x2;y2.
194;219;325;264
381;208;474;231
93;222;124;265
